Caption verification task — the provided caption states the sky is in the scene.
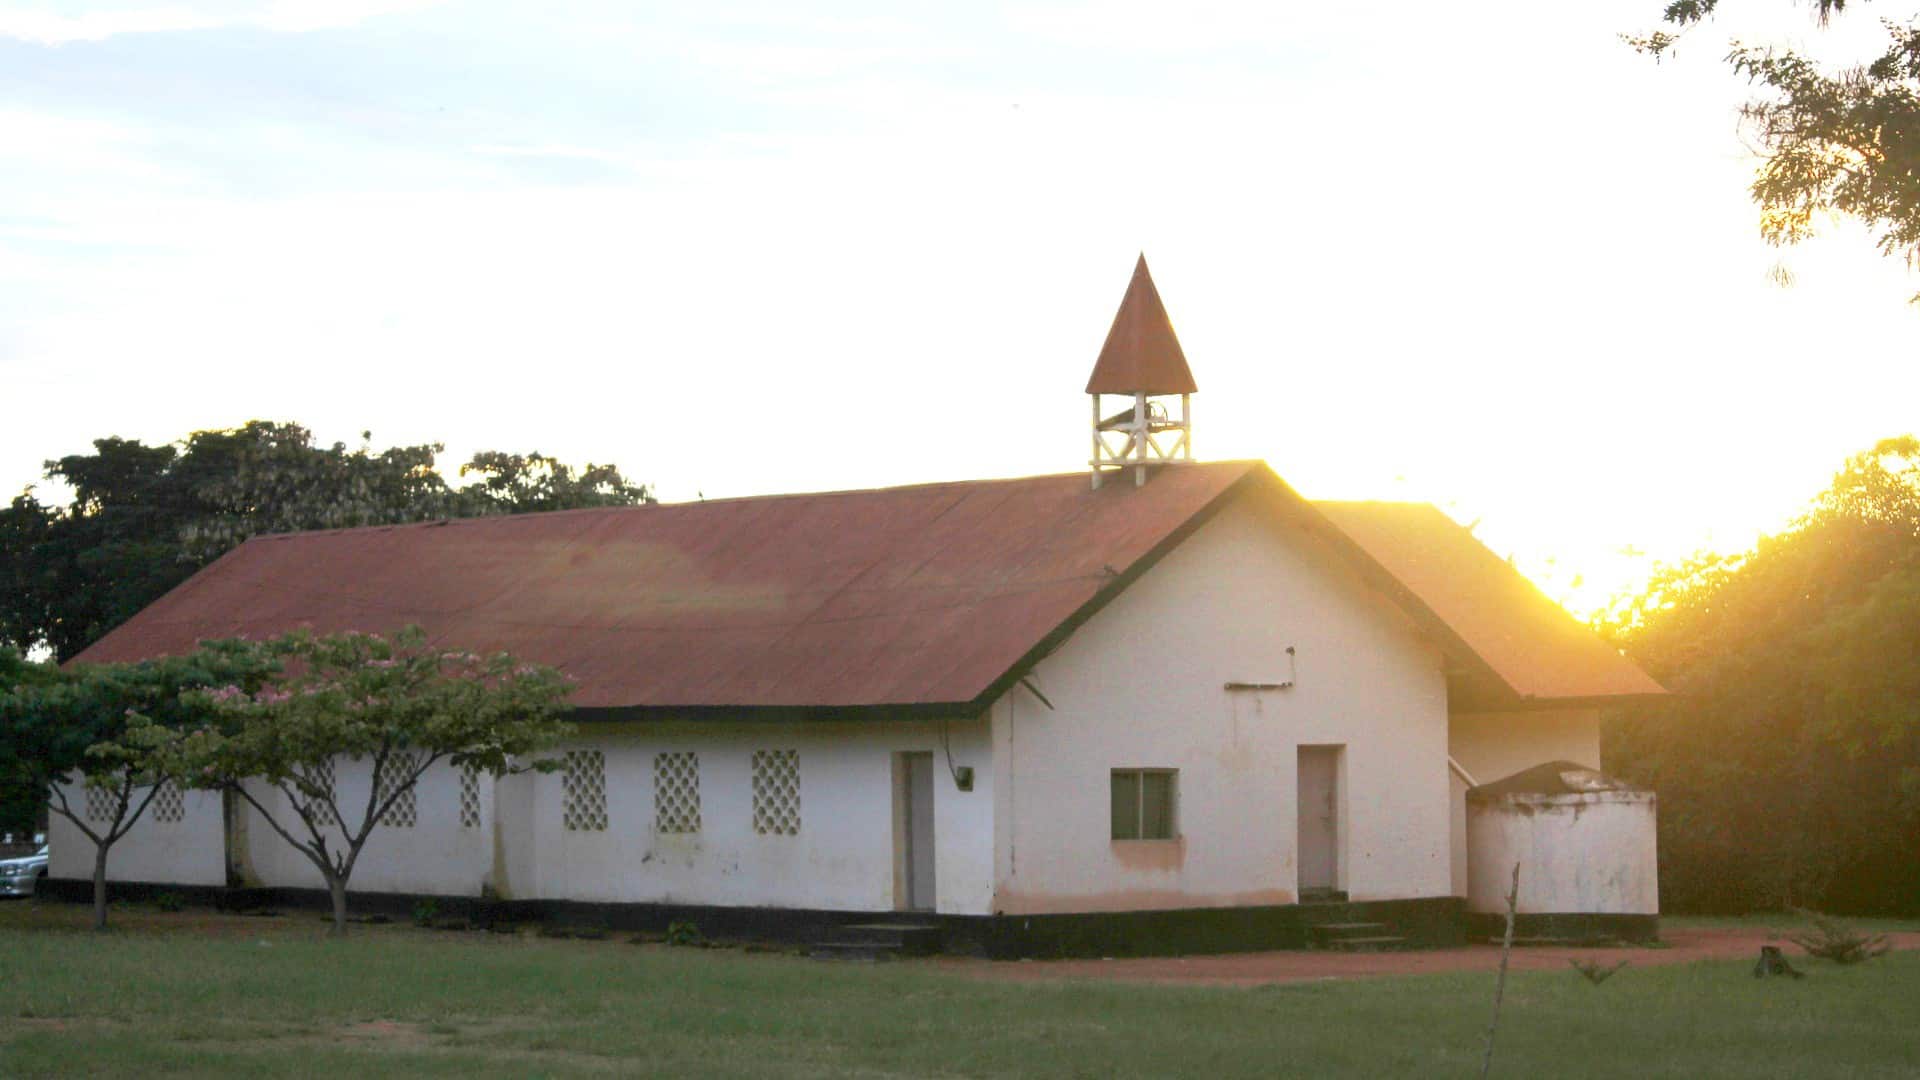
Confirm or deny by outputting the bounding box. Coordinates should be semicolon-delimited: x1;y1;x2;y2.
3;0;1919;616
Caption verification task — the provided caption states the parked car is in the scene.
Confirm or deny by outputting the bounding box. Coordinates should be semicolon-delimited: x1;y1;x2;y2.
0;845;48;898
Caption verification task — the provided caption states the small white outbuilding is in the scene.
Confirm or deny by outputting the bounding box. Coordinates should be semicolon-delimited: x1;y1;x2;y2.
1467;761;1659;942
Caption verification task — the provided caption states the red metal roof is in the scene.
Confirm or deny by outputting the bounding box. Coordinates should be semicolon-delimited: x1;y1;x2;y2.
1085;255;1199;396
1311;501;1667;704
74;464;1262;710
73;464;1663;712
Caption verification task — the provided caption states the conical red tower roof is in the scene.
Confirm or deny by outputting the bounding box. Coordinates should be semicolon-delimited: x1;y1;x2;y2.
1085;255;1198;396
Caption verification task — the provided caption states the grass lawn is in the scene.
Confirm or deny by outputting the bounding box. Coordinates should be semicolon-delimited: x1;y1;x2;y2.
1663;912;1920;934
1;903;1917;1078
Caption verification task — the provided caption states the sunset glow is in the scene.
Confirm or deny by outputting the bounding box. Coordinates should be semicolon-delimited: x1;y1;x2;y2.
5;1;1919;619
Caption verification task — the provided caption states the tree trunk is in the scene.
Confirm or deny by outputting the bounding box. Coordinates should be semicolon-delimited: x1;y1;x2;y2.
91;844;110;932
327;873;350;938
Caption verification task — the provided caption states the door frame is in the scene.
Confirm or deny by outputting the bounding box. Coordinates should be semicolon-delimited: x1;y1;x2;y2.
1296;743;1346;897
892;751;937;912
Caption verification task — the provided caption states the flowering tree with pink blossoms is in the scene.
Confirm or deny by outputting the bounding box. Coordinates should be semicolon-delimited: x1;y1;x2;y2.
0;644;277;930
181;627;574;936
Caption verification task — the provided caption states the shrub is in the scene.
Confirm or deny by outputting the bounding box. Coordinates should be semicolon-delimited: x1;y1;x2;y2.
412;899;439;928
665;920;704;947
1786;909;1892;964
1569;958;1629;985
153;892;185;913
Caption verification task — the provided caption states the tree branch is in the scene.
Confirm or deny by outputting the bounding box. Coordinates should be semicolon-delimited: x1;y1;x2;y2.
105;780;164;846
234;783;337;884
47;782;102;848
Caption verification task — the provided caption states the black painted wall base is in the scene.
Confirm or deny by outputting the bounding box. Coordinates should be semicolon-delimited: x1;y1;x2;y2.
35;879;1512;958
1466;910;1660;945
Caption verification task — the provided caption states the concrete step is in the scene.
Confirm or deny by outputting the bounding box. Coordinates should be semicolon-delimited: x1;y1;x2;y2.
825;922;944;955
808;941;899;963
1308;921;1390;943
1299;888;1349;905
1325;935;1410;953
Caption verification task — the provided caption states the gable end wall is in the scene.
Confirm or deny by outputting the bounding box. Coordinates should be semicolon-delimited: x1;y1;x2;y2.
991;492;1453;914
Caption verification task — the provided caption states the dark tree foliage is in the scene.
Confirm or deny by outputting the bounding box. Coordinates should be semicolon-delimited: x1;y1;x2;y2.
0;422;653;661
458;451;655;514
1631;2;1920;284
1598;436;1920;914
0;648;58;838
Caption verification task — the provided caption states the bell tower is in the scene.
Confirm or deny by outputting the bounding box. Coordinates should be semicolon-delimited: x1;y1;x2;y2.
1087;255;1197;489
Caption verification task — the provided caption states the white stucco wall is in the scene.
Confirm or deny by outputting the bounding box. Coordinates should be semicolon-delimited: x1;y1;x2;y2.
1449;709;1601;783
228;721;997;915
992;493;1454;914
506;720;993;915
52;719;994;916
1447;708;1603;896
1466;792;1659;915
47;780;226;886
236;758;495;897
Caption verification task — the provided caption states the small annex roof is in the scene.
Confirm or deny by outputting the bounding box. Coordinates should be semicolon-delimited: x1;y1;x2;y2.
1311;501;1667;705
1085;255;1199;396
72;464;1664;715
1467;761;1643;801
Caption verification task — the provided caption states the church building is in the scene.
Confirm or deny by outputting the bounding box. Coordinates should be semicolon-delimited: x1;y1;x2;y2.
51;258;1665;955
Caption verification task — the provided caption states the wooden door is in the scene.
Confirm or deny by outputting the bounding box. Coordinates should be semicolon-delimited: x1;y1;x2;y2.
1297;745;1342;896
896;752;937;912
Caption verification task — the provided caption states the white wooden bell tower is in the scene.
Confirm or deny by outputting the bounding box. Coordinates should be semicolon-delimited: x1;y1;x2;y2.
1087;255;1197;489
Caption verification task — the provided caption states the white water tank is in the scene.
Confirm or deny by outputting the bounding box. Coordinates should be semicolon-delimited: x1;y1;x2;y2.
1466;762;1658;938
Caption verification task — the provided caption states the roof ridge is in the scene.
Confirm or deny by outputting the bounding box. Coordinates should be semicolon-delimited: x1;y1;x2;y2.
242;461;1268;543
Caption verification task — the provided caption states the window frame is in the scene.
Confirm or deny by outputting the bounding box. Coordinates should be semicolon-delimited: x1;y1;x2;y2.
1110;767;1178;841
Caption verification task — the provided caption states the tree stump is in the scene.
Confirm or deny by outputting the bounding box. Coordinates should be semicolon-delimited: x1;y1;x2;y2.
1753;945;1804;979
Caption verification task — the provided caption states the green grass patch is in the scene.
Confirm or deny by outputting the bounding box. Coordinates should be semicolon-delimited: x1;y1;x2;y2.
0;905;1914;1077
1665;913;1920;935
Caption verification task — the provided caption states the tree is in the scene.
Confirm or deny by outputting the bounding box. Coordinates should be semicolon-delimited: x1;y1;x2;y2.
457;451;653;514
0;647;277;929
1599;436;1920;913
181;627;575;936
1;422;654;660
0;648;57;839
1631;2;1920;288
0;495;56;658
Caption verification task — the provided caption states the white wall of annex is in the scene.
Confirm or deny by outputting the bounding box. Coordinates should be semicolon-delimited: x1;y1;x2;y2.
1446;708;1604;896
992;493;1453;914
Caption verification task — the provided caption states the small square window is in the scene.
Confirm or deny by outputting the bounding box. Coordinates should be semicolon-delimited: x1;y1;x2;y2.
1111;769;1177;840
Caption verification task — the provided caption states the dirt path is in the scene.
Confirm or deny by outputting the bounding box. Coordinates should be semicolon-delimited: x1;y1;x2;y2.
953;926;1920;987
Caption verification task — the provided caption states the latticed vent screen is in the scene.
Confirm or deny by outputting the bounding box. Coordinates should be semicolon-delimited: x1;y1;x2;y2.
300;758;338;826
563;750;608;831
751;750;800;836
152;779;185;824
654;752;701;834
459;767;482;829
376;752;419;828
84;785;115;823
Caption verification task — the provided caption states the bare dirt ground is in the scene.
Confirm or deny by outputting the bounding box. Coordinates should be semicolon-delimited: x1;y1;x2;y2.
955;926;1920;987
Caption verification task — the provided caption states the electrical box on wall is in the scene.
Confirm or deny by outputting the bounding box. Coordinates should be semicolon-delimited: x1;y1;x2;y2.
953;766;975;792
